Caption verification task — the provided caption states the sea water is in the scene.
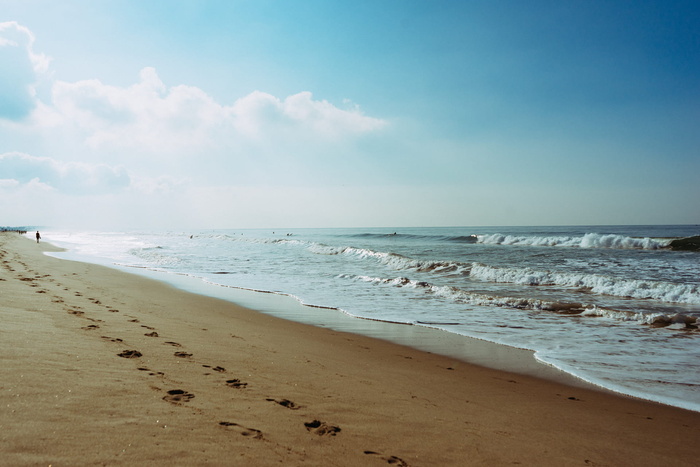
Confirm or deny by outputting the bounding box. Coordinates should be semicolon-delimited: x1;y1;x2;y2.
40;225;700;411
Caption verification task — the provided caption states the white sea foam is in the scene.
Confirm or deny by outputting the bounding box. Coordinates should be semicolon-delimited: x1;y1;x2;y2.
315;242;700;305
469;263;700;305
581;307;698;326
477;232;671;250
129;246;183;266
311;243;468;274
340;273;699;328
341;274;587;313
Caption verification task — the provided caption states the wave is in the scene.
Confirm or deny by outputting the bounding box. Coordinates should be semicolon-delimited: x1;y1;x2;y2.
469;264;700;305
476;233;672;250
128;246;183;266
308;243;469;274
308;242;700;305
339;273;589;313
581;307;699;327
345;232;479;243
207;229;693;253
338;230;682;250
338;273;700;329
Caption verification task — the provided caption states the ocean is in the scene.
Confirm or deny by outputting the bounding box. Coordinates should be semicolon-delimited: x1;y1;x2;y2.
40;225;700;411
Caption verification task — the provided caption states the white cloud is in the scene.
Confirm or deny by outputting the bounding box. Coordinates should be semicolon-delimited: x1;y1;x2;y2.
230;90;386;139
0;26;395;229
0;178;20;189
0;21;50;73
44;67;386;155
0;152;130;195
0;22;51;120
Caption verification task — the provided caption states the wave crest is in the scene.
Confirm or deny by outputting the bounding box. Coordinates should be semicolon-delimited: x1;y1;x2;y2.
477;232;671;250
310;241;699;305
339;274;699;328
470;263;700;305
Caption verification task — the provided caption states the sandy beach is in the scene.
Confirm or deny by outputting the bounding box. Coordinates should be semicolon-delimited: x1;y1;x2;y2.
1;232;698;466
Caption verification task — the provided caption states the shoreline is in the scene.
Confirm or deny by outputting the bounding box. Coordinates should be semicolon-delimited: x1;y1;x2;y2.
53;249;601;391
2;232;699;466
51;246;694;410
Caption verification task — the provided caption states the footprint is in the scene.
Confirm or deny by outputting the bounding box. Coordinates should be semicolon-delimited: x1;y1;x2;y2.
266;398;301;410
364;451;409;466
202;365;226;372
101;336;124;343
174;351;193;358
81;324;100;331
219;422;263;439
164;341;182;347
162;389;195;405
138;367;165;376
141;325;156;330
225;379;248;389
144;331;159;337
304;420;341;436
117;350;143;359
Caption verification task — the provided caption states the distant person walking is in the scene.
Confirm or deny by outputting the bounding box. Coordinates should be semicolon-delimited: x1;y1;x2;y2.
35;231;41;243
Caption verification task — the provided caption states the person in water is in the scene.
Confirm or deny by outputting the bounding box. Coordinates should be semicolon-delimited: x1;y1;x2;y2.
35;231;41;243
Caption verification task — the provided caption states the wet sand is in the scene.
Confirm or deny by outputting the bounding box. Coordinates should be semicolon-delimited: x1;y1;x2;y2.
1;232;698;466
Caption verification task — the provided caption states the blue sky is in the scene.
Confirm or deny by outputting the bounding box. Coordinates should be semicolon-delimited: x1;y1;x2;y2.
1;0;698;229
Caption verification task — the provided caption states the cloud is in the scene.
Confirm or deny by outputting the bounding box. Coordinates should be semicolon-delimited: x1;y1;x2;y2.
0;26;394;228
44;67;386;155
0;22;50;121
0;152;130;195
230;90;386;139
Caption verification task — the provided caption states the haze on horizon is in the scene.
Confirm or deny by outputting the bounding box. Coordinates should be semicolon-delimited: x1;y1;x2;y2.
1;1;698;230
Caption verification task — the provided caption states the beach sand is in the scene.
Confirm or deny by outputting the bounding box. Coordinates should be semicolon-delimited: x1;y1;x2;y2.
1;232;698;466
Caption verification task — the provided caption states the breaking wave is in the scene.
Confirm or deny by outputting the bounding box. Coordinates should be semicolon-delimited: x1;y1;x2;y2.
128;246;183;266
308;243;469;273
469;264;700;305
337;230;687;250
338;273;699;328
476;232;672;250
309;243;700;305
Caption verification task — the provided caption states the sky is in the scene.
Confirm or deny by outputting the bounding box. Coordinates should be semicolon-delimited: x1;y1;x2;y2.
1;0;698;229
